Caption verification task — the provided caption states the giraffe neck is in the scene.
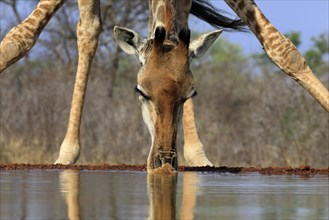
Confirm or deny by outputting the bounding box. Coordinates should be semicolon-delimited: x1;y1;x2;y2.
148;0;192;39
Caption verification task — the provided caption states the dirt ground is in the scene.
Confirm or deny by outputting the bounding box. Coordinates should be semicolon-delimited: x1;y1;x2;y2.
0;164;328;176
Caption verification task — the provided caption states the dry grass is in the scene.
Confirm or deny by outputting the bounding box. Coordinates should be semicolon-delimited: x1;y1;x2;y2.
1;56;328;167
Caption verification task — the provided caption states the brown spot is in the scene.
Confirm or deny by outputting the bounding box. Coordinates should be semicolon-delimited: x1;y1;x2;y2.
228;0;237;11
23;25;34;35
238;0;245;11
11;33;23;40
254;23;261;34
269;51;277;57
254;23;264;42
32;9;43;18
23;31;34;39
277;45;285;53
271;42;280;50
26;18;36;26
280;56;290;67
284;42;291;51
78;31;83;37
267;26;277;35
245;9;255;24
39;2;50;11
267;35;280;45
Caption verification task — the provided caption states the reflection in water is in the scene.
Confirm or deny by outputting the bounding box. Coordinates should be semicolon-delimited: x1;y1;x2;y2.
147;174;178;220
1;171;328;219
180;172;198;220
59;171;199;220
59;170;80;220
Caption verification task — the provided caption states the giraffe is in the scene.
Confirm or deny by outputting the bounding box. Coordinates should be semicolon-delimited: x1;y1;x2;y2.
0;0;216;168
0;0;328;171
113;0;227;171
114;0;329;171
224;0;329;112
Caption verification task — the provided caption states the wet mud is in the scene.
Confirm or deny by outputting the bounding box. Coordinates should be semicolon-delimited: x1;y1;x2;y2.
1;163;328;176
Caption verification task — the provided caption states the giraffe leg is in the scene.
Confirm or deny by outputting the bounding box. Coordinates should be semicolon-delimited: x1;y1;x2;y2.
183;99;213;166
59;170;80;220
55;0;101;164
0;0;65;73
225;0;329;112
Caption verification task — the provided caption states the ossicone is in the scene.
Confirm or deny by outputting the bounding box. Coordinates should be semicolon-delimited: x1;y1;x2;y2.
154;26;166;44
179;28;191;45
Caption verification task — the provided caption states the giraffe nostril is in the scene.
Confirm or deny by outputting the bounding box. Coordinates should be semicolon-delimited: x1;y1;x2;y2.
154;156;162;168
154;150;177;169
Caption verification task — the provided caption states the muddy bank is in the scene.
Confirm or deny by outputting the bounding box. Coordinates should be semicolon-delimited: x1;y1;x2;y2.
1;163;328;176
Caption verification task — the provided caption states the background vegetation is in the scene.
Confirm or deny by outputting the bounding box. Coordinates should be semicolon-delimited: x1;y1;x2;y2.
0;0;328;167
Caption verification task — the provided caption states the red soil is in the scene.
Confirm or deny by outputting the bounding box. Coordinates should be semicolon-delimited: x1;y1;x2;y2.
0;163;328;176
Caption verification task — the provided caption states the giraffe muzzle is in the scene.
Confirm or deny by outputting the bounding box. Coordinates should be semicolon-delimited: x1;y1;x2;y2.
154;150;177;170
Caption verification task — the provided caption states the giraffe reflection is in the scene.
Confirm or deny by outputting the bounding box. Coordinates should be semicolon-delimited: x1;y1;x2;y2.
147;172;199;220
59;170;80;220
59;171;199;219
147;174;177;219
180;172;198;220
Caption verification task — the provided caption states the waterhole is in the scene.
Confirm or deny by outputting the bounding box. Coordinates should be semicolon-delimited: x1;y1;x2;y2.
1;170;328;219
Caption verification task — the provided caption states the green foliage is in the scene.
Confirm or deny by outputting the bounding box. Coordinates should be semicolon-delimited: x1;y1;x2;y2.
209;37;245;63
285;31;301;48
252;31;329;77
304;33;329;76
311;33;329;54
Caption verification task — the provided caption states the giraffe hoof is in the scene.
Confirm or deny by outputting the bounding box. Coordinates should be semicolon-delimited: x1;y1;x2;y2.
184;144;213;167
54;141;80;165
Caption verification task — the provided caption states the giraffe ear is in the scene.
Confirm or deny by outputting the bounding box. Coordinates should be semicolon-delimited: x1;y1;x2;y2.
189;29;223;59
113;26;144;55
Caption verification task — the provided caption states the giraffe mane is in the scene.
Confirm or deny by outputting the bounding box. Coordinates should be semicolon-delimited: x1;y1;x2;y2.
191;0;248;32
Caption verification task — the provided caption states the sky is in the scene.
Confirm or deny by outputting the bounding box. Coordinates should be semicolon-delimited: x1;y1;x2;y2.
0;0;328;55
192;0;329;54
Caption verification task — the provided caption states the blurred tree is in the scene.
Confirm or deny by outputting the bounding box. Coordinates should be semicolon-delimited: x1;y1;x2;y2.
285;31;301;48
0;0;149;95
252;31;329;78
0;0;39;62
304;33;329;76
0;0;23;24
209;38;245;64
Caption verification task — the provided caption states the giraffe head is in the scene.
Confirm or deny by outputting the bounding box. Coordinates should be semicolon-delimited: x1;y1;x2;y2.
114;25;221;171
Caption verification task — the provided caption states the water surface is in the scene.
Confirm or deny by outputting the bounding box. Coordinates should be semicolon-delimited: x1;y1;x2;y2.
1;170;328;219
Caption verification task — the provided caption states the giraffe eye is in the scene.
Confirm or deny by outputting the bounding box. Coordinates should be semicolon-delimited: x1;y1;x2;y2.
187;89;198;99
135;86;150;101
